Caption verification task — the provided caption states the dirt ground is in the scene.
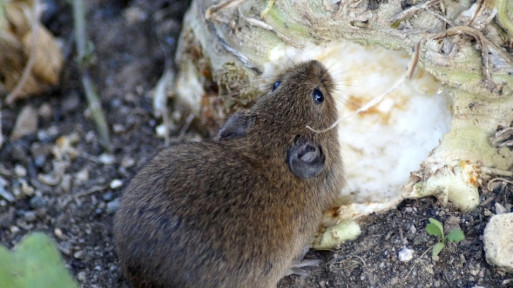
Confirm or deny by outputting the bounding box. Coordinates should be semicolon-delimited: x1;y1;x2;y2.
1;0;512;287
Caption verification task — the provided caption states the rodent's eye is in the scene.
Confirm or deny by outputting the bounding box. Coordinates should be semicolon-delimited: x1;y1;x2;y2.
272;81;281;92
313;88;324;104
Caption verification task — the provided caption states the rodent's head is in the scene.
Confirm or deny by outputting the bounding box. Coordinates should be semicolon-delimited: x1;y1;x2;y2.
219;60;338;140
255;60;338;134
218;60;341;182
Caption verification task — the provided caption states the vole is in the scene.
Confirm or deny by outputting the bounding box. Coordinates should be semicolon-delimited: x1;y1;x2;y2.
114;60;344;288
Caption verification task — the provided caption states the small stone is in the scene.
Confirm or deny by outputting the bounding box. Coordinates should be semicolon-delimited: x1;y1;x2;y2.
99;153;115;165
73;250;84;259
12;186;22;198
38;172;62;186
10;226;20;233
77;271;87;282
121;156;135;168
106;199;120;214
37;130;52;142
75;168;89;185
113;124;126;134
24;211;37;222
0;176;8;187
38;103;52;120
408;224;417;235
123;6;147;24
483;213;513;272
495;202;507;214
0;186;14;202
103;191;114;201
94;265;102;271
14;165;27;177
156;124;167;138
54;228;66;240
110;179;123;189
398;247;414;262
11;106;38;140
29;195;47;209
20;179;34;196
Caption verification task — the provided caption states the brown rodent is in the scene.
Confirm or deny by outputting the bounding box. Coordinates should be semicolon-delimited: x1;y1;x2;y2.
113;60;344;288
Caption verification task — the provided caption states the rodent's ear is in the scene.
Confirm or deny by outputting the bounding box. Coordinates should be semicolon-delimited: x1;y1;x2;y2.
217;112;253;140
287;136;325;179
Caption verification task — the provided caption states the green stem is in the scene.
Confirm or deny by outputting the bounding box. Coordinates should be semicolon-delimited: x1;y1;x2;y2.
72;0;111;151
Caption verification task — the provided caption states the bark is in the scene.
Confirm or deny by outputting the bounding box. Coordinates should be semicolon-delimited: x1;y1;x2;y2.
174;0;513;248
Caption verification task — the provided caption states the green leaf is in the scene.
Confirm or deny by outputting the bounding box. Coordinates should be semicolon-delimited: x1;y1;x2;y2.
446;229;465;243
426;218;444;237
432;242;445;257
0;232;79;288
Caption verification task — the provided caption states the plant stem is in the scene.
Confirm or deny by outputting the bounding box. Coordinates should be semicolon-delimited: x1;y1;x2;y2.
72;0;111;151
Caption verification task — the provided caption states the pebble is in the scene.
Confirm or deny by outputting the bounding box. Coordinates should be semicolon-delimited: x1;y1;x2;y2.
75;168;90;185
29;195;47;209
24;211;37;222
483;213;513;272
0;176;8;187
74;250;84;259
10;226;20;233
106;198;120;214
110;179;123;189
0;186;15;203
121;156;135;168
398;247;414;262
54;228;66;240
77;271;87;283
495;202;507;214
113;123;126;134
99;153;115;165
37;130;53;143
102;191;114;201
38;103;52;120
10;106;38;140
14;165;27;177
156;124;167;138
20;179;35;196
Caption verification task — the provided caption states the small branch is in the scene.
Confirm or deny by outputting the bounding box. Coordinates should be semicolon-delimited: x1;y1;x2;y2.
72;0;111;151
81;72;111;150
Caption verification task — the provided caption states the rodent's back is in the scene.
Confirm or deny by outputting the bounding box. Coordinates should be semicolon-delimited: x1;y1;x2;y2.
114;141;309;287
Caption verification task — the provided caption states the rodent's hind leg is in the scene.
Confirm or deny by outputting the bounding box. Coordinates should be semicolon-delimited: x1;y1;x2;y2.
285;258;321;277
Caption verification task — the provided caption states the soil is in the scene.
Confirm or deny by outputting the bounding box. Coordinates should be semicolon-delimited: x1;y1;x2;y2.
1;0;512;287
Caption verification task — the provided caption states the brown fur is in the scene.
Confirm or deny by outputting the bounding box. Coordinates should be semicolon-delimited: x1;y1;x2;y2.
114;60;344;288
